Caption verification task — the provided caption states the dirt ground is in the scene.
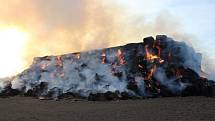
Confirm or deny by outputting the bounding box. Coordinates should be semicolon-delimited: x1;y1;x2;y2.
0;96;214;121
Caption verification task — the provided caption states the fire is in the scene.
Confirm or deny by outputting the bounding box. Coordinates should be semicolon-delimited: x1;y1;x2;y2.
101;51;106;64
56;56;63;67
144;44;164;80
146;65;157;80
117;49;126;65
145;45;164;64
145;45;159;60
0;27;28;78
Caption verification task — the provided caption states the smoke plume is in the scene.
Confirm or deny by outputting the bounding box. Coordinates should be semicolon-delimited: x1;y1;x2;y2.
0;0;214;79
7;35;214;99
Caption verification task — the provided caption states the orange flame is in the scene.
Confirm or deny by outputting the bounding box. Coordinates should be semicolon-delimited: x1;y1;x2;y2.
145;45;159;60
56;56;63;68
145;45;164;64
117;49;126;65
145;65;157;80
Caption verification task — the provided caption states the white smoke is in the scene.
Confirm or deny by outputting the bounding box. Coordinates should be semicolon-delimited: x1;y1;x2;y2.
0;77;11;91
12;49;128;97
0;36;212;98
166;37;202;73
154;67;189;93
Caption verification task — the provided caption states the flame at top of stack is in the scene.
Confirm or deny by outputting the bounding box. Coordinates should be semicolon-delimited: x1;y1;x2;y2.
0;35;214;100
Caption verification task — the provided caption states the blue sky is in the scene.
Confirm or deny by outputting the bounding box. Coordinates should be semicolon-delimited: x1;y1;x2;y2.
118;0;215;62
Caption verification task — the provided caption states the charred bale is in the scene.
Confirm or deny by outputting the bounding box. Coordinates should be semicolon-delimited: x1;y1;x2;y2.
24;82;48;97
88;91;120;101
182;78;215;97
58;92;85;100
127;80;139;94
143;36;155;47
0;83;20;97
155;35;168;48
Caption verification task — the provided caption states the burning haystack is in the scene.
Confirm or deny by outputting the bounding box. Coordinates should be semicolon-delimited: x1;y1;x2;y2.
0;35;214;100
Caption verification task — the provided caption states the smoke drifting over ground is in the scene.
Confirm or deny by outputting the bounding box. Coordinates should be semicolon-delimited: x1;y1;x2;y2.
0;0;214;79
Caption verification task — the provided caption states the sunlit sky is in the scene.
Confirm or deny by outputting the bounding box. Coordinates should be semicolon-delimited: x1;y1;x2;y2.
0;0;214;78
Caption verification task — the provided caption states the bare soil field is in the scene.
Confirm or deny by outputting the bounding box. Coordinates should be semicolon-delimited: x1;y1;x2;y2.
0;96;214;121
